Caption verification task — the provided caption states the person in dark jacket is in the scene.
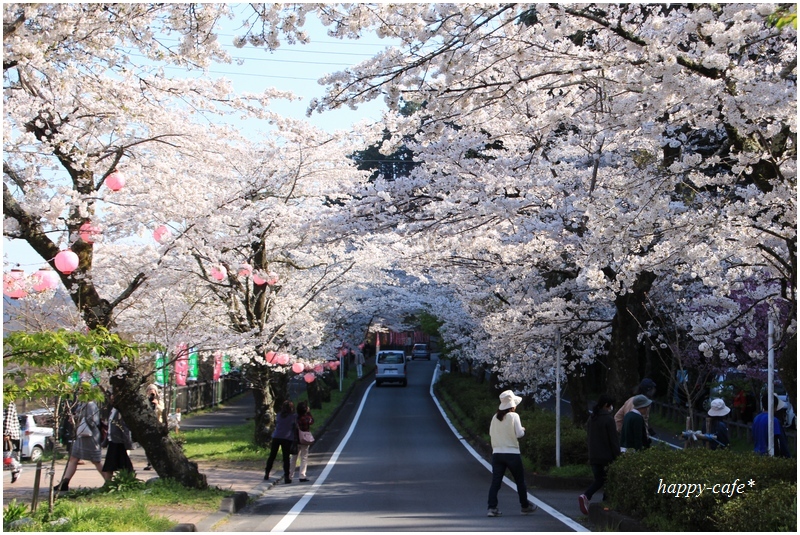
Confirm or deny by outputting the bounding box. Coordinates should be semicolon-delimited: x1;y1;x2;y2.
702;398;730;450
620;395;652;452
264;400;297;483
579;394;619;515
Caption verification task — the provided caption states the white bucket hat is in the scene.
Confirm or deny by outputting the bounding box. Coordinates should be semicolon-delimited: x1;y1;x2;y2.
498;390;522;410
708;398;730;417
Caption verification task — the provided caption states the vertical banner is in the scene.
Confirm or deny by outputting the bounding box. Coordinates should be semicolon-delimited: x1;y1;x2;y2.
154;352;168;386
174;344;189;386
68;370;80;385
188;346;199;382
213;351;223;381
222;354;231;375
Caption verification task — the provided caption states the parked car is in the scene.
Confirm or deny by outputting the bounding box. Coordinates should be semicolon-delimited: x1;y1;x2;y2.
18;409;55;462
411;343;431;360
375;350;408;387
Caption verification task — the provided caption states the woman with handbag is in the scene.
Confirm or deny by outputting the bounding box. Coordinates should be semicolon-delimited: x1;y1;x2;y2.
54;400;106;491
102;391;135;479
290;401;315;482
264;400;297;484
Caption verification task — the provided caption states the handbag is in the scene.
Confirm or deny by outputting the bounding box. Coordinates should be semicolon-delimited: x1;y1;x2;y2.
298;430;315;445
76;404;94;437
76;418;92;437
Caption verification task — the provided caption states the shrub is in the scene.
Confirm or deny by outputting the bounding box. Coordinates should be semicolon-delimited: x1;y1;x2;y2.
606;448;797;531
3;500;30;529
715;481;796;531
436;372;588;472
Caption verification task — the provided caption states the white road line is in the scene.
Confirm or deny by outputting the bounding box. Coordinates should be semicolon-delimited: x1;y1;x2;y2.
429;368;590;533
271;381;375;532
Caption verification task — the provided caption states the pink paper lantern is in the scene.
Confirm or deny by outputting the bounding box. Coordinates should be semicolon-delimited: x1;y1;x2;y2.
79;222;101;243
210;265;227;281
275;353;290;366
153;225;172;244
32;268;59;292
266;272;279;286
54;249;79;275
238;264;252;277
303;373;316;384
292;362;304;374
264;351;277;364
106;171;126;191
314;364;324;374
3;270;28;299
252;271;267;285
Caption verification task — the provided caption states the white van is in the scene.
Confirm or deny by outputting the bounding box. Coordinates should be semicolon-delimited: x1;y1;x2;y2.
375;350;408;387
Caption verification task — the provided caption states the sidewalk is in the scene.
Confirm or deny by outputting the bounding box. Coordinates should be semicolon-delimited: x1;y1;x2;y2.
2;393;264;528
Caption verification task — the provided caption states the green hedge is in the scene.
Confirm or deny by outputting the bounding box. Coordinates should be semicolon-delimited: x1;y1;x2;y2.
606;447;797;531
436;372;588;471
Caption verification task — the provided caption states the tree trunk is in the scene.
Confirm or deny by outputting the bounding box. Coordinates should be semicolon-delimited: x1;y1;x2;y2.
566;365;590;426
110;364;207;489
248;364;276;448
605;270;658;404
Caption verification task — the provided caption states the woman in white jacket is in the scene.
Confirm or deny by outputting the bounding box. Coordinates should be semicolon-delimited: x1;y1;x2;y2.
486;390;537;517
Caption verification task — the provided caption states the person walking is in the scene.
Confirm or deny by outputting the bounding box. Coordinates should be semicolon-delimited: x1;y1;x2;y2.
290;401;314;482
487;390;537;517
102;401;135;479
619;395;652;452
264;400;297;483
614;378;657;433
3;402;22;483
355;349;365;379
142;384;164;471
579;394;619;515
703;398;730;450
752;393;791;457
54;400;106;491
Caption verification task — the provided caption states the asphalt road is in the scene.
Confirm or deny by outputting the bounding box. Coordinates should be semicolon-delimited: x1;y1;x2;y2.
218;358;578;532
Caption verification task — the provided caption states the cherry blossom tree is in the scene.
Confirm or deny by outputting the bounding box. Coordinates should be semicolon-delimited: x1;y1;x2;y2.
2;3;387;485
278;3;796;405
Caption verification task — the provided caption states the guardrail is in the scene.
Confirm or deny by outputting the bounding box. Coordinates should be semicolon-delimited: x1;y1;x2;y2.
651;400;796;451
162;376;246;416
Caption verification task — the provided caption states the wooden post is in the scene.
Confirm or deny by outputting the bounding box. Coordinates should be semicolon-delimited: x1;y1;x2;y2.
31;460;42;512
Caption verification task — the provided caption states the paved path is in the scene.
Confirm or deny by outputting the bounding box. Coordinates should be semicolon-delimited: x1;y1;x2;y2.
3;379;594;531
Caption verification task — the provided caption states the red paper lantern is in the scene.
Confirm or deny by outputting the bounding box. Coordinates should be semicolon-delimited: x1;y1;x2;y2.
303;373;316;384
54;249;79;275
3;270;28;299
292;362;304;374
32;267;59;292
79;222;101;243
153;225;172;244
106;171;126;191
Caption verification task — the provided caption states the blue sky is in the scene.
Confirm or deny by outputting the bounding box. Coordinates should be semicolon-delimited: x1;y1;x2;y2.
3;16;395;272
